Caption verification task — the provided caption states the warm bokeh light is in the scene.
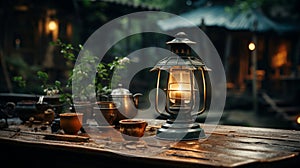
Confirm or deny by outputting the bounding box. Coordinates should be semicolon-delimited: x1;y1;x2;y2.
297;116;300;124
48;20;57;31
272;43;288;68
248;42;255;51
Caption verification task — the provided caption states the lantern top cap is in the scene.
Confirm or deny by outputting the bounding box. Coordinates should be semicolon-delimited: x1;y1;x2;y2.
166;32;196;45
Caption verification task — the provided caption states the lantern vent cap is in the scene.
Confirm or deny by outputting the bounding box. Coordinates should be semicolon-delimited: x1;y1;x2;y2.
166;32;196;45
150;56;211;71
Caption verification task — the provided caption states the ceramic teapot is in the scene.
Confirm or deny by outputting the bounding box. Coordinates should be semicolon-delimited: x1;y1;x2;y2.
109;84;142;120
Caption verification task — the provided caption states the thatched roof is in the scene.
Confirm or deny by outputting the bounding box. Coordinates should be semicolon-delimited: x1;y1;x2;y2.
158;5;299;33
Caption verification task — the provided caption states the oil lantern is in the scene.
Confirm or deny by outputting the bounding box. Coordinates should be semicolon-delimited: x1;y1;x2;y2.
150;32;211;140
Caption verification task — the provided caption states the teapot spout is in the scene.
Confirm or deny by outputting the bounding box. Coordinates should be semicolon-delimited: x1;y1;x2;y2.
133;93;143;108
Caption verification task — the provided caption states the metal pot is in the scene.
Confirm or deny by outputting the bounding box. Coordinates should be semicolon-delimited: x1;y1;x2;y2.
15;101;49;122
110;85;142;120
93;101;119;126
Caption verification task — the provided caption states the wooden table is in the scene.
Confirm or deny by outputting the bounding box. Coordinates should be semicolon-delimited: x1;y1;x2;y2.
0;119;299;168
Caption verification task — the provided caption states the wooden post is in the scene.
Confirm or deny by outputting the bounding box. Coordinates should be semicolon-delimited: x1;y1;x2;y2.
224;33;232;83
252;21;258;113
0;2;13;92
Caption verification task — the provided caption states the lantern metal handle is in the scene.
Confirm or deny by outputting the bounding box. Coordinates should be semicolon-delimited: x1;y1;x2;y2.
191;67;211;116
155;70;171;118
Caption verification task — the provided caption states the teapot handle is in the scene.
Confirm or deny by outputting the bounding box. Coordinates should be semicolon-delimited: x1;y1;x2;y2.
133;93;143;108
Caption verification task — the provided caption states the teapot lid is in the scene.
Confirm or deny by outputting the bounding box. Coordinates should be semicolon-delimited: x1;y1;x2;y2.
111;84;132;96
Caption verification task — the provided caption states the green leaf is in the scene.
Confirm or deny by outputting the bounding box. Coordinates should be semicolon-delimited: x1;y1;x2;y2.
37;71;48;81
13;76;26;88
55;80;61;87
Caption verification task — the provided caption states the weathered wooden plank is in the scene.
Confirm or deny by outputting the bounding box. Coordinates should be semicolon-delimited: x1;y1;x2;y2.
203;124;300;141
172;140;298;162
1;121;300;167
205;134;300;152
162;149;257;167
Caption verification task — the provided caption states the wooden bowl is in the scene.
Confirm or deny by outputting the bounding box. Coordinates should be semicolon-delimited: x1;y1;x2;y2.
119;119;148;141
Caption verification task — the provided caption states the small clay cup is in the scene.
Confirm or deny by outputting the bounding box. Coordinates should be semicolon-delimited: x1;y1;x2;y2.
119;119;148;141
59;113;83;135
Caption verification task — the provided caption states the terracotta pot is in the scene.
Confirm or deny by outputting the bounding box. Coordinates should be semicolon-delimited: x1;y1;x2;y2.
59;113;83;135
119;119;148;141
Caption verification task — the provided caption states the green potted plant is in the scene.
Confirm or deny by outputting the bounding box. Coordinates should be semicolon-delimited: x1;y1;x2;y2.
13;39;128;125
48;40;128;124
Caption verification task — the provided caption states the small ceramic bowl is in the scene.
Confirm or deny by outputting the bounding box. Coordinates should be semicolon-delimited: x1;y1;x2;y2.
119;119;148;141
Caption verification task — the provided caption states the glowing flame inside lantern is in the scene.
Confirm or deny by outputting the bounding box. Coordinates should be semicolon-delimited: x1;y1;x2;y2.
168;67;192;105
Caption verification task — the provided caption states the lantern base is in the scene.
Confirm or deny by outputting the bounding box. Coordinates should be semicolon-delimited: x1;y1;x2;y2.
156;119;206;140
